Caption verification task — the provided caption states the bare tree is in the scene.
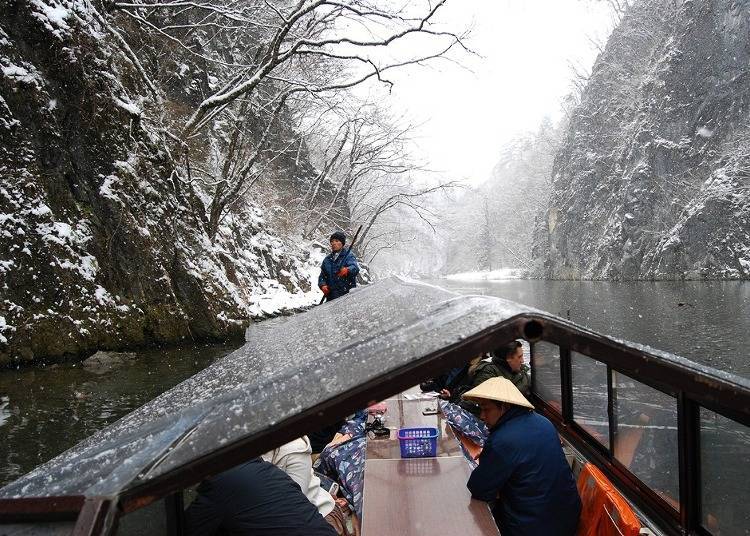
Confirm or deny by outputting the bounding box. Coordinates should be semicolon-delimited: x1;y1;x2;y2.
113;0;467;137
109;0;468;241
288;99;460;258
436;120;562;275
583;0;632;23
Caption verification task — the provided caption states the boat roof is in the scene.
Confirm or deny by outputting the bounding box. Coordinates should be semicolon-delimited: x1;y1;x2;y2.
0;277;537;501
1;275;748;534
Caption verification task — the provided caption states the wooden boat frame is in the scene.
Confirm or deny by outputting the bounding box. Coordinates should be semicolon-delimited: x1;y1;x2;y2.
1;307;748;536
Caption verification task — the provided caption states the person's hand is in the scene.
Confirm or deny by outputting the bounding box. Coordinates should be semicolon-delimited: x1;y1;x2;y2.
336;266;349;277
326;433;351;448
320;285;330;296
439;388;451;399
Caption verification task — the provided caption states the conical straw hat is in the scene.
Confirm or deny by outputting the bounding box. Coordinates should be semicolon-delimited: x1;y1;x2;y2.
462;377;534;409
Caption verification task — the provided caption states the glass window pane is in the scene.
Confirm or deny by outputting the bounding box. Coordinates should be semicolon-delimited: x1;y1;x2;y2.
700;408;750;535
531;342;561;412
0;522;75;535
571;351;610;449
612;372;679;507
116;498;168;536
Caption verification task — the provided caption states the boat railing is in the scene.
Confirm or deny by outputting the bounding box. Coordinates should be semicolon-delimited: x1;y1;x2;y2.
519;316;750;536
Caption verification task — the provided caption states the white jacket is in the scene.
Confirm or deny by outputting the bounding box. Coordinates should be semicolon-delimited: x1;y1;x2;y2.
262;436;335;517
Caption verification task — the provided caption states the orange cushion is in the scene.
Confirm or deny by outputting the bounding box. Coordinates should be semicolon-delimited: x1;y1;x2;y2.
577;463;641;536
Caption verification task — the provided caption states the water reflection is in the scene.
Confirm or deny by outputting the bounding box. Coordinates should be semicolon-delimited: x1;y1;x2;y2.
571;352;610;449
613;373;679;505
700;409;750;536
531;341;561;408
0;343;239;487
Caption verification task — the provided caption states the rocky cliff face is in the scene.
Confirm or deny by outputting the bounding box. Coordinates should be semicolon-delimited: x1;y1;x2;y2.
533;0;750;280
0;1;320;365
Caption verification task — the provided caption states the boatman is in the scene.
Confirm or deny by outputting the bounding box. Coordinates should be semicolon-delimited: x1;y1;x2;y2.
318;231;359;301
464;378;581;536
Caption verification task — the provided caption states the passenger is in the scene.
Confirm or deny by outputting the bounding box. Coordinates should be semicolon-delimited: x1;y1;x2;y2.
309;420;347;454
438;354;485;402
184;458;336;536
318;231;359;301
472;341;531;396
262;436;351;536
420;365;463;392
464;378;581;536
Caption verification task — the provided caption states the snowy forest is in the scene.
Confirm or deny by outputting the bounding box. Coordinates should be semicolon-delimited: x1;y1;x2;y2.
1;0;750;365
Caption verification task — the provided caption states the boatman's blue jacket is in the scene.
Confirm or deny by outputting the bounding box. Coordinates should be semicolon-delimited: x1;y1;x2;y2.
318;248;359;300
467;406;581;536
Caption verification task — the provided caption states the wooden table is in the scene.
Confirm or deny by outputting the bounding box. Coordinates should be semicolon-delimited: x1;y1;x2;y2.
360;389;499;535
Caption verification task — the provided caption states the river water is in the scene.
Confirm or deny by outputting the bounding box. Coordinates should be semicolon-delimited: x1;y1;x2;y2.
0;342;240;487
0;278;748;531
428;278;750;378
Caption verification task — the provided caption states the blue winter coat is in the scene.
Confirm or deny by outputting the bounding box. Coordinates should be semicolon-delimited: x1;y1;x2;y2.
318;248;360;300
467;407;581;536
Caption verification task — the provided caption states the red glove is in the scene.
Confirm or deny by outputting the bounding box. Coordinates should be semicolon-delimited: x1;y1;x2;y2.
337;267;349;277
320;285;330;296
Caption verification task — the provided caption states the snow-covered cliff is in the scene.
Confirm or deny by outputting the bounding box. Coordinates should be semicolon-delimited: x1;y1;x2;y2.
0;1;323;365
533;0;750;280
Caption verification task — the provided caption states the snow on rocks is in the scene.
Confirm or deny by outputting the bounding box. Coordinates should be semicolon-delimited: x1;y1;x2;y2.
82;350;136;373
0;0;334;365
0;316;10;344
27;0;90;41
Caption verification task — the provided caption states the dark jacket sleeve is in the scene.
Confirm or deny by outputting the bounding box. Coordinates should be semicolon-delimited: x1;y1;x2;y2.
318;257;329;288
467;439;515;502
514;366;531;396
343;250;359;276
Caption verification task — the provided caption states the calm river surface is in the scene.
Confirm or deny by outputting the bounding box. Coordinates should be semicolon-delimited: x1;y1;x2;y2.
0;279;748;491
0;342;240;487
428;278;750;378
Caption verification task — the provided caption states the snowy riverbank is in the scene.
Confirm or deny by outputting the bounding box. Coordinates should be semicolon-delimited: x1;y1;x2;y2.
443;269;527;282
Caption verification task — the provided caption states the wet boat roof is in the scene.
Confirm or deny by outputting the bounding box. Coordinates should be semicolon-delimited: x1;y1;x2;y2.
4;277;748;536
4;276;749;503
0;276;537;500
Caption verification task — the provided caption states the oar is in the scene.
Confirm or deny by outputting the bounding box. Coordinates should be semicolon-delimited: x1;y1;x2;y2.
319;225;363;304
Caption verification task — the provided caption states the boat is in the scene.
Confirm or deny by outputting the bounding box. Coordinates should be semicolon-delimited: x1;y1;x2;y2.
0;277;748;535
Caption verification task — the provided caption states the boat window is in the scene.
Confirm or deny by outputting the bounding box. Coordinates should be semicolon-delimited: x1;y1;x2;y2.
115;496;173;536
571;351;610;449
531;341;562;412
612;371;679;508
0;522;75;535
699;408;750;535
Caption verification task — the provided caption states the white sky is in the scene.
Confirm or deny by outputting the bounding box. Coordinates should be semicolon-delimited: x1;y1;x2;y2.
380;0;617;185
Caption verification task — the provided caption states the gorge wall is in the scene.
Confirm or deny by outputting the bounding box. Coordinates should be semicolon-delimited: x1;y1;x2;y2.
0;1;322;365
533;0;750;280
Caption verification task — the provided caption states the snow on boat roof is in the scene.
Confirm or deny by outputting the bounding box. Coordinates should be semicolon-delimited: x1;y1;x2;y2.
0;276;532;499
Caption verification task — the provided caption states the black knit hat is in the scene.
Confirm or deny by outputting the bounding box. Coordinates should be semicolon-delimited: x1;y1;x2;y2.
329;231;346;244
493;341;522;360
